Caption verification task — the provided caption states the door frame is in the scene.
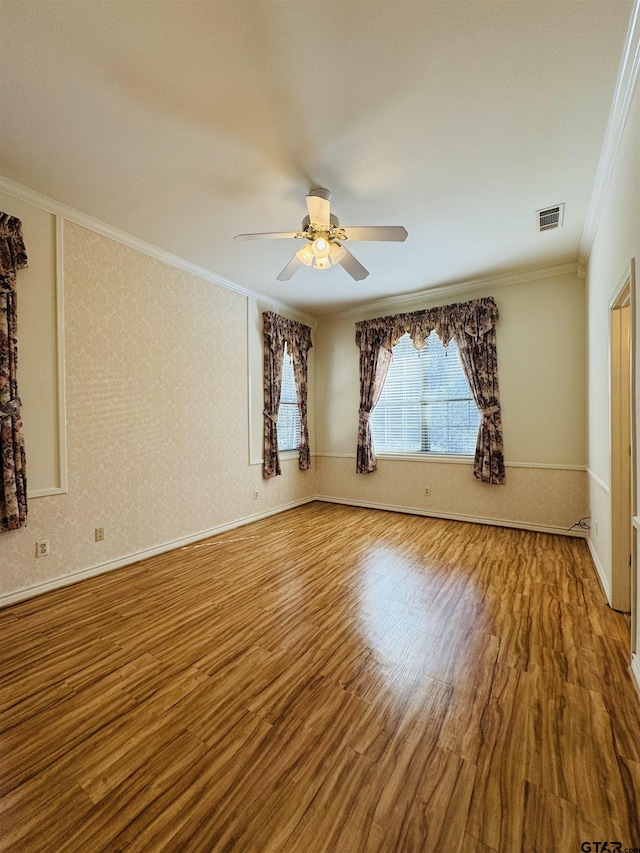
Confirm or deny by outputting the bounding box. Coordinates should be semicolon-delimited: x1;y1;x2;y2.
610;260;636;642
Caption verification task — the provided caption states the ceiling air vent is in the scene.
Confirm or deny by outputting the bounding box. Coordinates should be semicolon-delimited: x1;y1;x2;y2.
537;204;564;232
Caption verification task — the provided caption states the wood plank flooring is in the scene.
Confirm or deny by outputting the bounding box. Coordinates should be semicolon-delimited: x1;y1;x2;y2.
1;502;639;852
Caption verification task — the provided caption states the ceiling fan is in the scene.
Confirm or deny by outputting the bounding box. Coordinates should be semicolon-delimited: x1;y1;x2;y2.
234;188;408;282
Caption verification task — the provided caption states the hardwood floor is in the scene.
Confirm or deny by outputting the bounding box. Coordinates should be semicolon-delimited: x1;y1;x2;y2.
1;502;639;852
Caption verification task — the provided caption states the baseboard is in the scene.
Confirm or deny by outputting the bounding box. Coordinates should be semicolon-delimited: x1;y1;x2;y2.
0;494;590;607
0;497;315;608
314;496;587;537
588;468;610;495
586;536;612;603
631;654;640;697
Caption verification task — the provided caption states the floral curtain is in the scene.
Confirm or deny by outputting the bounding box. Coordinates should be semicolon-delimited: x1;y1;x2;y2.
0;212;28;530
289;334;312;471
263;312;313;478
354;297;505;484
354;323;393;474
450;301;505;484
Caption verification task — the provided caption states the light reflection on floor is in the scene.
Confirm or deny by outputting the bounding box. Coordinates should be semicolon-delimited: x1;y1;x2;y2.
355;545;442;693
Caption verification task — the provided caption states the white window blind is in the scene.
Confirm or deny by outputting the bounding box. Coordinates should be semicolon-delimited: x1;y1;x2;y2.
370;331;480;454
277;344;301;452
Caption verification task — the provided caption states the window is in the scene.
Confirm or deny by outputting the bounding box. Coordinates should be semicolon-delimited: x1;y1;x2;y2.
277;344;301;452
370;331;480;454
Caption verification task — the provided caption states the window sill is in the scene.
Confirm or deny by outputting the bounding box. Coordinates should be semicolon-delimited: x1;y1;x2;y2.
375;452;474;464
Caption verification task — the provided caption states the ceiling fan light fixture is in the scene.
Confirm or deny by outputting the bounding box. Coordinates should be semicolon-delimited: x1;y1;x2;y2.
311;236;330;259
296;243;314;266
297;238;339;269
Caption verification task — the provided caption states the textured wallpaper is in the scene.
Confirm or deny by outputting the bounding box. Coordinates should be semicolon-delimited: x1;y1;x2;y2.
0;222;315;600
316;456;588;534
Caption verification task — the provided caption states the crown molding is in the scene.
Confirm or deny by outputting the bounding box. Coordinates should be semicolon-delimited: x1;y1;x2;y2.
316;262;580;322
0;174;583;328
0;175;316;327
578;0;640;269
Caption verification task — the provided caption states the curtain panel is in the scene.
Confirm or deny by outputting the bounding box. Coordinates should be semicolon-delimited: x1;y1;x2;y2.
354;296;505;484
0;212;28;531
354;323;393;474
263;312;313;478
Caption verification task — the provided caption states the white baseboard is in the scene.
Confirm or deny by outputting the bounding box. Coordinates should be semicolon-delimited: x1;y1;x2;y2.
0;495;590;608
0;497;315;608
631;654;640;697
586;536;612;603
314;495;587;537
588;468;610;495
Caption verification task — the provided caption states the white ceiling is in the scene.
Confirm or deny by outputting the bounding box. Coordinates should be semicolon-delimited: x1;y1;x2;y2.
0;1;634;316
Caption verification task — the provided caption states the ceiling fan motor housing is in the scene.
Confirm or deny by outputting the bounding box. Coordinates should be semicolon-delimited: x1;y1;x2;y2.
301;214;341;234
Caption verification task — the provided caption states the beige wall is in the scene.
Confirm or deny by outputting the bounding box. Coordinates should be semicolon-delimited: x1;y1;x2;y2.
314;273;588;532
0;219;315;603
585;81;640;655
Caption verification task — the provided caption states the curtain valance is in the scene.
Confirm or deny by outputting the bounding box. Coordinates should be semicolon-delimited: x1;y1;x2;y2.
355;296;499;351
0;212;28;293
355;297;505;484
263;311;313;356
263;312;313;478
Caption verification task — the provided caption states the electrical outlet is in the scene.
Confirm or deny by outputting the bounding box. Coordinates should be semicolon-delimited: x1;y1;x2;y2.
253;490;259;500
95;527;105;542
595;521;599;535
424;488;431;496
36;540;50;558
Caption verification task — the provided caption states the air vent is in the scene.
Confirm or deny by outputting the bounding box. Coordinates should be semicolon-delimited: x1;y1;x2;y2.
537;204;564;232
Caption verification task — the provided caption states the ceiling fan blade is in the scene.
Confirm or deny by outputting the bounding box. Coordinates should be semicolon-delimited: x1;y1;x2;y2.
338;247;369;281
339;226;408;242
306;188;331;226
234;231;301;241
276;254;303;281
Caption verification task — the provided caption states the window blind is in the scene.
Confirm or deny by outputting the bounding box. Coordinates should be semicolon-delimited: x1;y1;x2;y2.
370;331;480;454
277;344;301;452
